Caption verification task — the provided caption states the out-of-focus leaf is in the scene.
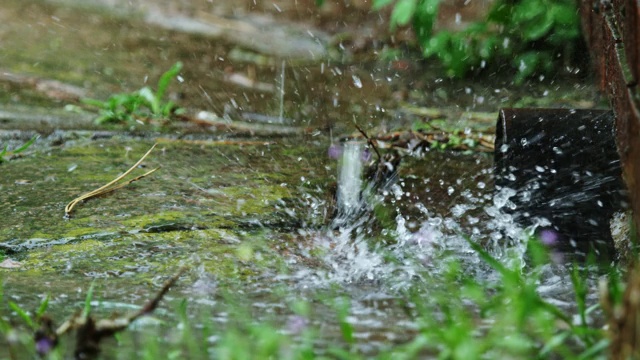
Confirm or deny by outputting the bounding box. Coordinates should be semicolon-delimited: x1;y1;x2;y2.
412;0;441;42
390;0;417;28
372;0;395;10
156;61;182;105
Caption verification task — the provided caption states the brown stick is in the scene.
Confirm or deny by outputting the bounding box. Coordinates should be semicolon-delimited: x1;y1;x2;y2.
65;144;159;217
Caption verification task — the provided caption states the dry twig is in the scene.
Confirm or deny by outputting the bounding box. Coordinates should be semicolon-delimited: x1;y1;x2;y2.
39;267;188;359
65;144;160;217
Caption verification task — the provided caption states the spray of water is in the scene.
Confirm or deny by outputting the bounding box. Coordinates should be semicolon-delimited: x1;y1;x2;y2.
288;141;532;291
335;141;365;224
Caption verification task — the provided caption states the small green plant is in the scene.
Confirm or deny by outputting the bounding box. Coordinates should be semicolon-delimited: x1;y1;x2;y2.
0;135;38;163
83;62;185;125
374;0;581;83
381;237;608;359
0;237;618;359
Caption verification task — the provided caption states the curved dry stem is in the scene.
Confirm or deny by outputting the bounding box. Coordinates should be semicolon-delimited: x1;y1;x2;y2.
65;144;159;217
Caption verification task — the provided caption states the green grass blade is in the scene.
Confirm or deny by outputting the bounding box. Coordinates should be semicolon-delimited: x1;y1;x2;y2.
461;235;510;277
155;62;182;105
36;294;50;318
9;301;34;328
11;135;39;155
577;338;609;359
0;145;8;163
83;281;96;318
81;98;109;108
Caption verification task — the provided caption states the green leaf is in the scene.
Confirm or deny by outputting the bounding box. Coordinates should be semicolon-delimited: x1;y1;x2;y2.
462;235;510;277
372;0;395;10
81;98;109;108
423;31;450;57
487;1;511;24
412;0;441;42
160;101;177;118
443;34;473;77
334;298;354;345
539;331;570;356
523;16;554;40
155;61;183;106
478;35;498;59
578;338;609;359
138;87;158;114
326;347;358;360
550;2;578;25
512;0;545;23
390;0;417;28
526;237;549;266
513;51;542;84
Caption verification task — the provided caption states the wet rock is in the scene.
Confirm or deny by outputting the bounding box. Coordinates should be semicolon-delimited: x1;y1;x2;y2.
145;10;330;62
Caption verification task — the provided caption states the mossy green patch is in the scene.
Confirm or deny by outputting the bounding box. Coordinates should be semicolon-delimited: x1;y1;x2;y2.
18;227;287;286
1;137;332;286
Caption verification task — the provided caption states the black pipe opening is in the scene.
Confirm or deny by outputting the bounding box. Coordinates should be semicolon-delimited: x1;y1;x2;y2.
494;108;629;256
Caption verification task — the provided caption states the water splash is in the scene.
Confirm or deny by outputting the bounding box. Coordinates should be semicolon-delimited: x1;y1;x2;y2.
335;141;365;224
293;148;537;292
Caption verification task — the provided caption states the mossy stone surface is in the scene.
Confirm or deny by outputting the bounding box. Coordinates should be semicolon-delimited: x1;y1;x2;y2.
0;138;333;286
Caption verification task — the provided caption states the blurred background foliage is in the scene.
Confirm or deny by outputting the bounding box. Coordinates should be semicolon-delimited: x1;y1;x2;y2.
372;0;582;83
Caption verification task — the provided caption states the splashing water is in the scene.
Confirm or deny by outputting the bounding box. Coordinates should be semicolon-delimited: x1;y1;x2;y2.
335;141;365;224
295;147;536;291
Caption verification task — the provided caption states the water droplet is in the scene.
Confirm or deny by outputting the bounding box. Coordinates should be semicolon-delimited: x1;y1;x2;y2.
352;75;363;88
451;204;467;217
518;60;527;72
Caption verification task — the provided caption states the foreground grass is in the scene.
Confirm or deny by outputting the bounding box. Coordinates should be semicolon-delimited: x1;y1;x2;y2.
0;238;620;359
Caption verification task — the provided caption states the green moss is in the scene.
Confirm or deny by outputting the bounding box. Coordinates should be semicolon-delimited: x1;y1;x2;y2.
0;138;330;285
20;226;291;286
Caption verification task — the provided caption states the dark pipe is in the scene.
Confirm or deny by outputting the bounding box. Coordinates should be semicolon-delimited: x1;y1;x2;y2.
494;108;628;255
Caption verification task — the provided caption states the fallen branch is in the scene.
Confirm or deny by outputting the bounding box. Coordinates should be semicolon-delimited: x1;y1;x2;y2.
0;70;88;101
35;267;187;359
184;111;311;136
348;129;495;153
354;124;382;161
155;137;275;146
64;144;160;218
